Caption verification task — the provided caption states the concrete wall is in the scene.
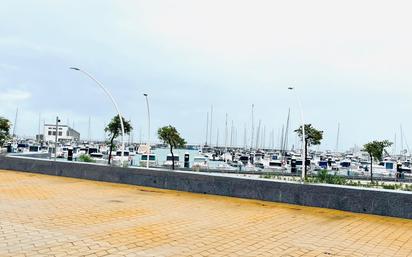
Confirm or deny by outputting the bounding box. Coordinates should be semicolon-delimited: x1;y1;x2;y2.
1;155;411;219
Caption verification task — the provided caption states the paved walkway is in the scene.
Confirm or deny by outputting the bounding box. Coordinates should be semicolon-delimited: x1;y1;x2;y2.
1;170;412;257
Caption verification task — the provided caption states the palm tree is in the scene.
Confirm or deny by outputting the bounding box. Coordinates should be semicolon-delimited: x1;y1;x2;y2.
0;117;11;148
363;140;392;182
104;115;132;164
294;124;323;178
158;125;186;170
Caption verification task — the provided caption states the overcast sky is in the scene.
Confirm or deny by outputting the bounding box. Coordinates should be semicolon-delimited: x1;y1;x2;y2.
1;0;412;151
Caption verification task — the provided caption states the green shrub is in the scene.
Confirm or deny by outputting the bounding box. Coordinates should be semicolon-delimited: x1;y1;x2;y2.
309;170;347;185
78;154;95;163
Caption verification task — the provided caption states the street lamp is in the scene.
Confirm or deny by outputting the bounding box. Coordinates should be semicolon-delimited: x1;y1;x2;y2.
70;67;126;166
288;87;306;181
54;116;60;162
143;93;151;168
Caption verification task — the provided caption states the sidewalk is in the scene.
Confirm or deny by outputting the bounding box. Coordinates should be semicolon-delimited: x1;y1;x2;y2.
1;169;411;257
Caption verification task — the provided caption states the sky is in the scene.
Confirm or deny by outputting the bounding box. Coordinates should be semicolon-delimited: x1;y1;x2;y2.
1;0;412;152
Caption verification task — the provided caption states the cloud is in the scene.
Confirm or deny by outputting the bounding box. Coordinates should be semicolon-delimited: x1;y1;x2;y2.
0;0;411;149
0;89;31;103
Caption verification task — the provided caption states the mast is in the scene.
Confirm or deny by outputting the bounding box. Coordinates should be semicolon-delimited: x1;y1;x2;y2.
335;122;340;153
216;128;219;147
209;105;213;147
401;124;404;155
282;108;290;153
205;112;209;146
394;133;397;156
272;129;275;150
262;125;266;149
230;120;234;147
279;125;285;155
224;113;228;150
88;116;91;142
243;123;247;149
12;108;18;137
255;119;261;149
235;124;237;147
250;104;255;150
38;113;41;140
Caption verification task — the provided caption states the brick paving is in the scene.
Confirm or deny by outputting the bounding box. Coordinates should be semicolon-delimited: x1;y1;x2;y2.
1;169;412;257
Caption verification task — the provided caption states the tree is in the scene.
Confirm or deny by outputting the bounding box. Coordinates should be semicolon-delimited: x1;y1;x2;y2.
294;124;323;178
0;117;11;148
158;125;186;170
363;140;392;182
104;115;133;165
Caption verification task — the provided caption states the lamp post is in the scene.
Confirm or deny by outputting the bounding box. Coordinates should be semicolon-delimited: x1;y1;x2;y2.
143;93;151;168
54;116;60;162
70;67;125;166
288;87;306;181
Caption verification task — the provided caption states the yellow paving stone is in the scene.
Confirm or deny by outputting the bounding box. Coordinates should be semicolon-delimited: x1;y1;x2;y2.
1;169;412;256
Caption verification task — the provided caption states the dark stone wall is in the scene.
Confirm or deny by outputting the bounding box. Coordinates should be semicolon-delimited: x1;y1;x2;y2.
1;156;411;219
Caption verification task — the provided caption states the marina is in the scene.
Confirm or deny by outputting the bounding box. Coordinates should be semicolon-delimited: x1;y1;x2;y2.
2;1;412;256
4;136;412;188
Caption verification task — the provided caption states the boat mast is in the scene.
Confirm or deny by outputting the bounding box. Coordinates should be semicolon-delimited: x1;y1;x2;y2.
205;112;209;146
272;129;276;150
12;108;18;138
243;123;247;149
230;120;234;147
88;116;91;142
224;113;228;151
393;133;397;156
216;128;219;147
255;119;261;149
282;108;290;153
262;125;266;149
335;122;340;153
139;127;142;144
250;104;254;150
38;113;41;140
209;105;213;147
280;125;285;154
400;124;404;156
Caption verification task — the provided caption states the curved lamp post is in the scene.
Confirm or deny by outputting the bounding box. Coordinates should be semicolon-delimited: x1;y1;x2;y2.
143;93;151;168
70;67;125;166
288;87;306;181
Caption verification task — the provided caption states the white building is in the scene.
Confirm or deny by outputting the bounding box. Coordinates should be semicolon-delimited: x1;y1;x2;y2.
43;124;80;142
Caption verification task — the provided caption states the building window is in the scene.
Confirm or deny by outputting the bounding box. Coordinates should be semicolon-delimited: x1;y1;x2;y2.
59;132;62;136
52;131;56;136
48;131;52;135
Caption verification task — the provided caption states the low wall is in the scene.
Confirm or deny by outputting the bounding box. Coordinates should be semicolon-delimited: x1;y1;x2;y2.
0;155;411;219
